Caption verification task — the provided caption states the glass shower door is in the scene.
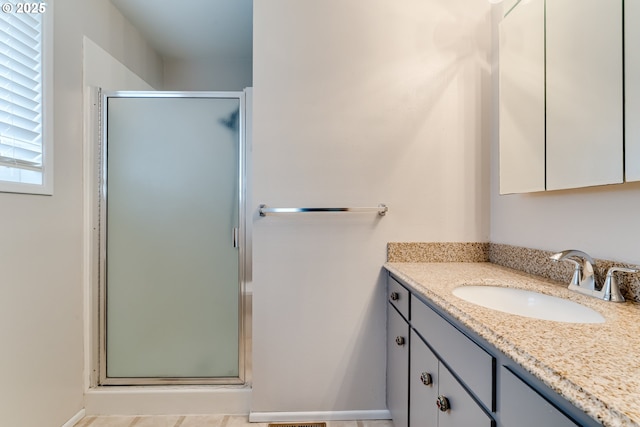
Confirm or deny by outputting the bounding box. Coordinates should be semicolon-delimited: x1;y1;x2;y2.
101;93;244;384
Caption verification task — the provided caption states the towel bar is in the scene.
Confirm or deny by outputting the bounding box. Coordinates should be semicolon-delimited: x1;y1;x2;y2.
259;204;388;217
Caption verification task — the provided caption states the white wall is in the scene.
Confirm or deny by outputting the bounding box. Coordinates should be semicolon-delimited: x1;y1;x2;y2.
84;38;155;92
0;2;162;426
164;57;252;91
252;0;492;417
490;5;640;266
490;181;640;265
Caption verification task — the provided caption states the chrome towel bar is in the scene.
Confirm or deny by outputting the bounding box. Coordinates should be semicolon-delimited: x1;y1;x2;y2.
259;204;388;217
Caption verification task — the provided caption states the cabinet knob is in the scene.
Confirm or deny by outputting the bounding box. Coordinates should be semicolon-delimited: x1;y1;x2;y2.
390;292;400;301
436;395;450;412
420;372;433;386
395;336;405;346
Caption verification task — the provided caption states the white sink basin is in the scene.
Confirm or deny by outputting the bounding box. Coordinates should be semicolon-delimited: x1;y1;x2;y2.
452;285;605;323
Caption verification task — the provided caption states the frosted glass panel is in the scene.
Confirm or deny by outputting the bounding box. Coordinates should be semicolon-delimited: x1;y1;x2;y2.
106;97;240;378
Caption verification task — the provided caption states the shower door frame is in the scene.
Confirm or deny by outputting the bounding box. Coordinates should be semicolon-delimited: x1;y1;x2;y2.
97;90;248;386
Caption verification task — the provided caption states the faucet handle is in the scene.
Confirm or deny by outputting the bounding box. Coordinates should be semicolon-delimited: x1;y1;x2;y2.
602;266;640;302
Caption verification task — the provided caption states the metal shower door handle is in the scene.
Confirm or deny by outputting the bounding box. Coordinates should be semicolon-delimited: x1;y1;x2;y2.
232;227;239;248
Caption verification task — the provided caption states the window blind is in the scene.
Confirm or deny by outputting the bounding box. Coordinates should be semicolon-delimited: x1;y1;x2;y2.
0;9;43;183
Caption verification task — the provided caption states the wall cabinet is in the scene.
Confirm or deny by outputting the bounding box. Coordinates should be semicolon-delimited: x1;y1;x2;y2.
545;0;623;190
386;274;601;427
626;0;640;182
498;0;545;194
499;0;623;193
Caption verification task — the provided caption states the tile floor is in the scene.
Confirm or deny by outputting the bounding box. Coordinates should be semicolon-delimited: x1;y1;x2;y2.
74;415;394;427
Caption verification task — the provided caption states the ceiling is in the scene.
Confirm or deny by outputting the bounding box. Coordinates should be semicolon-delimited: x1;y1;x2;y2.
109;0;253;61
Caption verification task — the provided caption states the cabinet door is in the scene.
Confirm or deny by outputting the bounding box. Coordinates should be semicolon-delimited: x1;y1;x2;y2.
438;363;494;427
412;299;494;409
626;0;640;181
409;330;438;427
499;0;545;194
387;305;409;427
546;0;623;190
499;367;579;427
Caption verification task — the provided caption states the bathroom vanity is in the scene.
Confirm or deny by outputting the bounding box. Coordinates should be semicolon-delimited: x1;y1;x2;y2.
385;262;640;427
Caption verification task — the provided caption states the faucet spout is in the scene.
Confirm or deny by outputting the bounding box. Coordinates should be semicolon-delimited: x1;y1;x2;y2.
550;249;639;302
550;249;596;291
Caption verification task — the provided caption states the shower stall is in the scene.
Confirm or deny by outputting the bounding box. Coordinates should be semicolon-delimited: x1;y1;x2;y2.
96;91;248;386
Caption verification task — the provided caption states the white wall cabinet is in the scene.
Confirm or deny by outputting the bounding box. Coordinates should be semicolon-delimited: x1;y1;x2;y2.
626;0;640;182
499;0;623;193
546;0;623;190
499;0;545;194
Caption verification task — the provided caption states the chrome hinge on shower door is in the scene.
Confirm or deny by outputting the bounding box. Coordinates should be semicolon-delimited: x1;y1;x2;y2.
232;227;239;248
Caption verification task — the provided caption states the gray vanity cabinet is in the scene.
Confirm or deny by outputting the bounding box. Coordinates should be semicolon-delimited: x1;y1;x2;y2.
499;367;578;427
437;362;493;427
412;295;494;409
386;273;601;427
409;330;439;427
387;277;494;427
410;330;492;427
387;281;409;427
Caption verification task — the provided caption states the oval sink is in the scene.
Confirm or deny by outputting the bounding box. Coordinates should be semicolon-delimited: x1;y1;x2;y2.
452;285;605;323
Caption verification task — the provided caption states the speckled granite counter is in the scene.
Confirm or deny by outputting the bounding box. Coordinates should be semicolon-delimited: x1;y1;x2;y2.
384;262;640;427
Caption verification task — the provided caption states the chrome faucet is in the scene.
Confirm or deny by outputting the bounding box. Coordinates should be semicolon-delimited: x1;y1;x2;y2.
550;249;596;291
550;249;639;302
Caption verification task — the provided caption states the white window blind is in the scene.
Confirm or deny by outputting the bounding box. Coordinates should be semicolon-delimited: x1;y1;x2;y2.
0;5;46;189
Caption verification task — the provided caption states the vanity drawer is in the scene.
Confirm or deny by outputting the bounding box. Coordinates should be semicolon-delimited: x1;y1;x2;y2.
388;276;410;320
412;297;495;410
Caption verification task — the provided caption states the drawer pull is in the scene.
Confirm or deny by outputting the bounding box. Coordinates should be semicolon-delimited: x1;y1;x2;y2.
420;372;433;386
390;292;400;301
395;336;405;346
436;395;450;412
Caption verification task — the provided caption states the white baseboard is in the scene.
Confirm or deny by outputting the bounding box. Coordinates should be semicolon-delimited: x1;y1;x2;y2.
85;386;251;415
62;409;86;427
249;410;391;423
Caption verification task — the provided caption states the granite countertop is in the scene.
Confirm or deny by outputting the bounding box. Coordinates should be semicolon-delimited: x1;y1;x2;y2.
384;261;640;427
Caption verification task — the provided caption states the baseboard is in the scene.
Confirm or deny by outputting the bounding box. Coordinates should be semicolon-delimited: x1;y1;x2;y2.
62;409;86;427
249;409;391;423
85;386;251;415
